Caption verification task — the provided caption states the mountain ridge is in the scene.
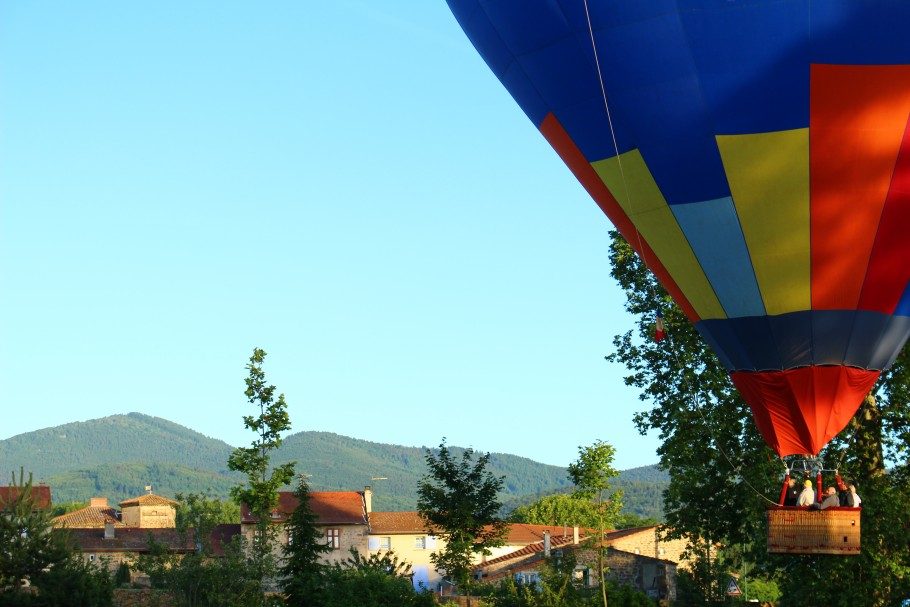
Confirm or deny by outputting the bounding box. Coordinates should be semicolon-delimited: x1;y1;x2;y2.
0;413;667;518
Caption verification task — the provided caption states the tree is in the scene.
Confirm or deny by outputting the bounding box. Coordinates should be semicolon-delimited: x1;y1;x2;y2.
279;476;331;605
567;441;622;607
0;469;113;606
417;439;508;587
606;230;910;605
510;493;601;529
227;348;296;591
0;469;71;592
321;560;435;607
135;493;262;607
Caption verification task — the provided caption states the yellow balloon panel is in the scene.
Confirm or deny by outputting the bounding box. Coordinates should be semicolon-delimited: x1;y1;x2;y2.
592;151;725;320
716;129;811;316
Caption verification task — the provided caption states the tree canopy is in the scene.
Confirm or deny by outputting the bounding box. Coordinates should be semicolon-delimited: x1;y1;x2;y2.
417;439;507;587
606;230;910;605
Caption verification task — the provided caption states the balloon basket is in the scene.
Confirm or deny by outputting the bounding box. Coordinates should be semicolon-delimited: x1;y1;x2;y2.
767;507;861;555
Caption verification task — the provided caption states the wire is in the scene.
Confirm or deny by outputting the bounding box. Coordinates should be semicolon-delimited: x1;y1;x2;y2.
580;1;778;507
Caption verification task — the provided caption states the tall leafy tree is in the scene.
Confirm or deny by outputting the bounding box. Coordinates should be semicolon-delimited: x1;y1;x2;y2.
417;439;508;587
227;348;296;592
567;441;622;607
279;476;331;605
606;230;910;605
510;493;602;528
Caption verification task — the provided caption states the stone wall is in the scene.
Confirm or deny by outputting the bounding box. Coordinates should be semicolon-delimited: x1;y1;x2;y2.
121;504;176;529
243;522;370;565
112;589;174;607
609;528;692;569
573;546;677;602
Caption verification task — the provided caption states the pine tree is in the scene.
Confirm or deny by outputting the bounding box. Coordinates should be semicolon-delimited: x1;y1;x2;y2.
0;468;71;591
279;477;331;606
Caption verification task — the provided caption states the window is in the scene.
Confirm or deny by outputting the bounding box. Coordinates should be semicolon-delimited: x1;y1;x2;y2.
414;536;426;550
325;528;341;549
379;536;391;550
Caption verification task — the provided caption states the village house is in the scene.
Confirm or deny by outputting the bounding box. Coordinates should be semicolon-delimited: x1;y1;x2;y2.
365;511;591;592
602;525;693;569
241;487;372;564
472;526;686;603
52;497;124;529
0;483;52;510
51;489;185;575
367;511;441;590
66;525;195;572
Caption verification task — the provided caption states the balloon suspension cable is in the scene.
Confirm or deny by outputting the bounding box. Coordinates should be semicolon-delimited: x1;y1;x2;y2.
584;0;778;506
582;0;633;210
665;331;780;507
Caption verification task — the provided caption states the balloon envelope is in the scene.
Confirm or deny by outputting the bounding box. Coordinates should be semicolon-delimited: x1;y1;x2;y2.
446;0;910;456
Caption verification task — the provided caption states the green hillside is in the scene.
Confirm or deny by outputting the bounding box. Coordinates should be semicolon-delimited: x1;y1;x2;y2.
272;431;576;511
45;463;240;505
0;414;666;518
0;412;235;481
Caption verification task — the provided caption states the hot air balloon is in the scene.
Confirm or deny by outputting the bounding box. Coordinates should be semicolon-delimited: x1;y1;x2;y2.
445;0;910;554
445;0;910;459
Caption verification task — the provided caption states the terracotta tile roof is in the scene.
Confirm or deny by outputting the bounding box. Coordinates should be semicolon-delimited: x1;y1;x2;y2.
119;494;179;507
210;524;242;557
504;524;584;545
64;527;195;553
369;511;435;535
0;485;52;510
241;491;366;525
52;506;125;529
481;534;583;568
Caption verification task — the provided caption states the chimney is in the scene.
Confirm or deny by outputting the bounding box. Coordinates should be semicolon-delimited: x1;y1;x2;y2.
363;486;372;514
573;526;579;545
543;530;551;558
90;497;108;508
104;523;115;540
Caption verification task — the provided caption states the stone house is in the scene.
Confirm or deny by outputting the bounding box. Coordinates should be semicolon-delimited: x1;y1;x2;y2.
119;493;178;528
473;527;679;603
52;489;181;577
66;526;194;572
603;525;693;569
240;487;372;564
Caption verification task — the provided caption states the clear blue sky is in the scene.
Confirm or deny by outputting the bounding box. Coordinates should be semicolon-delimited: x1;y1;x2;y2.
0;1;659;469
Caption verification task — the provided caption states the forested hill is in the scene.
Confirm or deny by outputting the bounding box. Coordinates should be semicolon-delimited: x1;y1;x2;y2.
0;413;236;480
271;431;576;511
0;414;666;517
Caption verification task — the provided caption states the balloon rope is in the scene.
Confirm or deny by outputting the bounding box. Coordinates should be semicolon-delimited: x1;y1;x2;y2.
584;1;778;507
581;0;634;212
663;329;781;507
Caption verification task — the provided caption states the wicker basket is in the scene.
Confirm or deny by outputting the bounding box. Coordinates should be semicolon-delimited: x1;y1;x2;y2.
767;507;861;555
